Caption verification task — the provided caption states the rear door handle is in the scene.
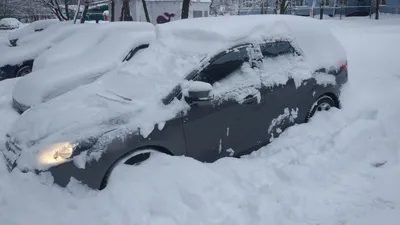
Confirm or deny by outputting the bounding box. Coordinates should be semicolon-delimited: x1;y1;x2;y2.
243;95;257;104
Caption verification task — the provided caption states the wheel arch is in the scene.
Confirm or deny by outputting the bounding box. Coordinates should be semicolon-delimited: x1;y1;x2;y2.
99;145;174;190
319;92;340;108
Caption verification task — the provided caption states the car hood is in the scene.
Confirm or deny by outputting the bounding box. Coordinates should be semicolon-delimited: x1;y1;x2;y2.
12;57;121;108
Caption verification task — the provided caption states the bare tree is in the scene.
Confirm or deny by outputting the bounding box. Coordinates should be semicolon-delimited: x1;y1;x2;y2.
375;0;379;19
32;0;72;21
141;0;150;22
120;0;133;21
181;0;190;19
80;0;89;23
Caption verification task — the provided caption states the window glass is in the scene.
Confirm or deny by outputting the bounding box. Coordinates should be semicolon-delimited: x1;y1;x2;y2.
260;41;295;58
193;10;203;18
194;45;250;85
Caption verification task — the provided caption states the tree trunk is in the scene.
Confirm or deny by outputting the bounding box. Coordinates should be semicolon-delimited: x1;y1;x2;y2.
64;0;69;20
80;0;89;23
111;0;115;21
320;0;324;19
120;0;133;21
142;0;151;22
375;0;379;19
181;0;190;19
280;0;287;14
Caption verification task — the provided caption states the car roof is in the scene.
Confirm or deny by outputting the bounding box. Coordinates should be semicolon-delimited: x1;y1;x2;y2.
157;15;347;69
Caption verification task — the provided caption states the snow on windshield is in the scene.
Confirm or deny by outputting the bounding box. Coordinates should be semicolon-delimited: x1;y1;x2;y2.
8;19;59;41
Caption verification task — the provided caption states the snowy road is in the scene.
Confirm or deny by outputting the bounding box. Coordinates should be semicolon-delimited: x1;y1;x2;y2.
0;19;399;225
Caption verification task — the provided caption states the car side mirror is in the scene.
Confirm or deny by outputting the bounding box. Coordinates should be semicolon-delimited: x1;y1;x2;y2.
185;81;213;102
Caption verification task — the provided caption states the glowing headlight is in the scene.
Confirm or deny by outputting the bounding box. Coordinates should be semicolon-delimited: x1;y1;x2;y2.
37;142;77;166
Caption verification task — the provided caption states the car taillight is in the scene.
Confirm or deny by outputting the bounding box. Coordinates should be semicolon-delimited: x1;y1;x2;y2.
340;64;347;71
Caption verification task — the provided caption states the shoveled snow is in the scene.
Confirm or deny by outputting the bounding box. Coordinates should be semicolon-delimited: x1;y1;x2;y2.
13;29;155;108
0;23;93;67
8;19;59;41
0;17;399;225
32;22;155;71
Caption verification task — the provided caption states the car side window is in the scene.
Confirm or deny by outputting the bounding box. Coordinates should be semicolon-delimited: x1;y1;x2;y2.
194;45;250;85
194;45;262;103
123;44;149;62
260;41;295;58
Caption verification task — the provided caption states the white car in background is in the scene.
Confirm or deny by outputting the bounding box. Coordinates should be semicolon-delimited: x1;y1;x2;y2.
8;19;59;46
12;23;155;113
0;18;23;30
0;22;93;80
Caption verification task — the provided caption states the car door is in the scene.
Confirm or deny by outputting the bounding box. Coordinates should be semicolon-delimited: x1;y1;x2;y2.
182;44;265;162
258;41;313;141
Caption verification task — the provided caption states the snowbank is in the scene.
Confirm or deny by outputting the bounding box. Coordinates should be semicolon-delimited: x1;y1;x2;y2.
157;15;347;69
0;18;400;225
14;29;155;108
8;19;59;41
32;22;154;71
0;18;22;30
0;23;92;68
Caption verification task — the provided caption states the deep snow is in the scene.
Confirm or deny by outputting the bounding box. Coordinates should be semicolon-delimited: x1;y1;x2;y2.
0;18;399;225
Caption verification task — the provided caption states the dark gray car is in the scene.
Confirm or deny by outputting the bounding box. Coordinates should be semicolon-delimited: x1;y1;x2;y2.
3;15;348;190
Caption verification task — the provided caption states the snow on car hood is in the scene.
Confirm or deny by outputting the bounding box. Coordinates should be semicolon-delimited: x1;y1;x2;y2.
33;22;155;71
7;42;198;170
12;30;155;108
0;23;92;67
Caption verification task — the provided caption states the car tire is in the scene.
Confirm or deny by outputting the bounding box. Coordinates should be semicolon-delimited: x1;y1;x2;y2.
305;95;337;122
15;65;32;77
100;149;158;190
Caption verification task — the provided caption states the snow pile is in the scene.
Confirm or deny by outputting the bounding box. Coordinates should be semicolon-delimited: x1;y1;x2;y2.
157;15;347;69
0;18;22;30
0;78;20;144
0;23;93;67
13;29;155;108
8;19;59;41
32;22;155;70
0;17;399;225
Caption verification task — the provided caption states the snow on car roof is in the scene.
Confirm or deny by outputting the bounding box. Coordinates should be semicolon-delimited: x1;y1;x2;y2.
13;29;155;108
0;23;93;67
33;22;155;70
157;15;347;69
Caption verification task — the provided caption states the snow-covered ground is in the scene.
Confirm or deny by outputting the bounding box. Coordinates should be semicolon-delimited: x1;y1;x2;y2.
0;18;399;225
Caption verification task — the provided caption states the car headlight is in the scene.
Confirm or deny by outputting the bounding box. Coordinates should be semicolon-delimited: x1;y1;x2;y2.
37;142;77;166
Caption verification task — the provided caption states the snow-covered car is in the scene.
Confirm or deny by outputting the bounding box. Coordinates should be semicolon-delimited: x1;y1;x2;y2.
12;26;155;113
3;15;348;190
0;22;93;80
0;18;23;30
8;19;59;46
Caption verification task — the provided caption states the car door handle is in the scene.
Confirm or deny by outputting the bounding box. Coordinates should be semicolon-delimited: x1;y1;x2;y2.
243;95;257;104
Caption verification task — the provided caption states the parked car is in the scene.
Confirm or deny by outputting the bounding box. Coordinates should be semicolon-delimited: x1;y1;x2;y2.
3;15;348;190
12;25;155;113
0;22;93;80
0;18;23;30
8;19;59;46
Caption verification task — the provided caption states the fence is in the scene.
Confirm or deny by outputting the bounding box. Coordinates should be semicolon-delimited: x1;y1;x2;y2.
238;5;400;19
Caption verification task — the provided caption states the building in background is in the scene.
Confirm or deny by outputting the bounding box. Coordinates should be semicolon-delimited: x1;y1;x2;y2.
113;0;211;24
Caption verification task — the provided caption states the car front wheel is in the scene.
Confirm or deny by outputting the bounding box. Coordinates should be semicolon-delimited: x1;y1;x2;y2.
16;65;32;77
305;95;337;122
